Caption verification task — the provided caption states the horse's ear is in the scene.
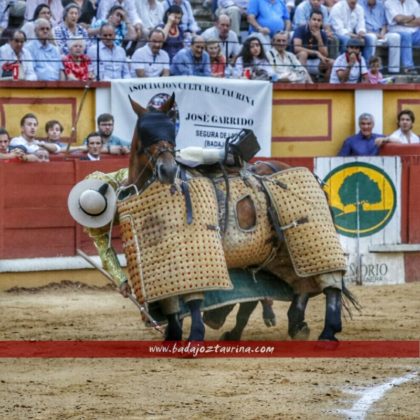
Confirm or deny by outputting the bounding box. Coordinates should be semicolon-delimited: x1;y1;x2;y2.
160;93;175;114
128;95;147;116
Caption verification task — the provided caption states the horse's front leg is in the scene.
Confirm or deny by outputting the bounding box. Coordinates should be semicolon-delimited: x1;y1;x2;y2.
318;287;342;341
287;293;310;339
221;300;258;341
160;297;183;341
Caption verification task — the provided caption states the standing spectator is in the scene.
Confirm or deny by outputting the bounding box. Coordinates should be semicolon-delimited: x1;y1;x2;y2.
0;0;10;38
268;31;313;83
10;113;61;155
0;127;26;161
54;3;90;56
233;35;277;80
338;113;388;156
136;0;165;38
87;23;130;80
159;5;184;61
202;14;242;63
171;35;211;76
45;120;66;151
385;0;420;75
63;36;94;80
89;5;137;48
216;0;249;37
0;29;37;81
25;0;63;27
26;18;64;81
388;109;419;144
21;4;53;43
293;10;333;81
330;37;369;83
360;0;401;74
131;28;170;78
163;0;201;34
96;0;143;40
206;38;227;77
367;55;383;83
81;132;103;160
330;0;374;62
97;113;131;152
247;0;291;44
62;0;96;28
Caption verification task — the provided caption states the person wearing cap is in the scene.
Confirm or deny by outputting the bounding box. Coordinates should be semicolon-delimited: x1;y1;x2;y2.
330;38;369;83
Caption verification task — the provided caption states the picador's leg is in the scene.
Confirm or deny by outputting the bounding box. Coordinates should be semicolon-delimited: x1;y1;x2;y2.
261;298;276;327
203;304;235;330
184;293;205;341
221;300;258;341
318;287;342;341
160;297;182;341
287;293;310;339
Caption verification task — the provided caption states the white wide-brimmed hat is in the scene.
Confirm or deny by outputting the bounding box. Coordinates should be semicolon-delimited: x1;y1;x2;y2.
68;179;117;228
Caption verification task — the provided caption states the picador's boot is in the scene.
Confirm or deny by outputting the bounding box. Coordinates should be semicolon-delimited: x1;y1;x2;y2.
187;299;205;341
318;287;342;341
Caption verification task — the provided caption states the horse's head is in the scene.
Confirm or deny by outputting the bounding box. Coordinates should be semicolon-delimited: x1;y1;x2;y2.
128;94;178;187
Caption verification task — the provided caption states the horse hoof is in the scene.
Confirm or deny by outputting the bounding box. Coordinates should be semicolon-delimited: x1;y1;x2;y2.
262;306;276;327
263;317;276;327
220;331;236;341
289;322;310;340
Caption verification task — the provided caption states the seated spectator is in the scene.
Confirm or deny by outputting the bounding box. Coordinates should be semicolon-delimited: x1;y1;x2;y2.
89;5;137;48
330;0;374;62
96;113;131;153
206;38;226;77
388;109;419;144
293;10;333;81
136;0;165;38
268;31;313;83
202;14;242;63
63;36;94;81
54;3;90;56
96;0;143;40
0;0;10;39
171;35;211;76
45;120;66;151
87;23;130;80
0;127;26;161
34;148;50;162
385;0;420;75
131;28;170;78
25;0;63;27
10;113;61;156
330;38;369;83
216;0;249;37
367;55;383;84
159;5;185;61
338;112;388;156
163;0;201;35
233;36;277;80
247;0;291;44
81;132;103;161
21;4;54;44
0;29;37;81
360;0;401;75
26;18;65;81
62;0;96;28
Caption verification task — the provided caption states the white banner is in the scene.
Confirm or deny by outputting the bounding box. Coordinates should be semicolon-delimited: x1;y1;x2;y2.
110;76;272;156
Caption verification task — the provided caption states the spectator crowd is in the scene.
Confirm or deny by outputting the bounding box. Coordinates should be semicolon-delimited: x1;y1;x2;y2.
0;0;417;84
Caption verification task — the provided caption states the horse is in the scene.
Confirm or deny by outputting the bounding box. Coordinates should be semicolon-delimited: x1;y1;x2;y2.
125;94;358;342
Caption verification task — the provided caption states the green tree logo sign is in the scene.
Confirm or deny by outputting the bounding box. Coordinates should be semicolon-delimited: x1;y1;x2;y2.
323;162;397;237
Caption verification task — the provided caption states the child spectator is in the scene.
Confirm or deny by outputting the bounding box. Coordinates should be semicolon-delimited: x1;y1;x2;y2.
206;38;226;77
45;120;66;151
63;36;94;81
34;148;50;162
367;56;383;84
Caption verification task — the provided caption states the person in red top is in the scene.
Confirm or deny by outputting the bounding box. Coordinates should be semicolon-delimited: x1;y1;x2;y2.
62;36;94;81
206;38;226;77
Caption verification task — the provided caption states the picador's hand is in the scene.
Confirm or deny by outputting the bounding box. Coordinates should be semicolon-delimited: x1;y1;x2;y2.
119;280;132;298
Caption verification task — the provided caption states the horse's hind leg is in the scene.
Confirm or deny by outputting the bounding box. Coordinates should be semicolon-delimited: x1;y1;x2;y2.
221;300;258;341
318;287;342;341
287;293;310;339
261;298;276;327
203;304;236;330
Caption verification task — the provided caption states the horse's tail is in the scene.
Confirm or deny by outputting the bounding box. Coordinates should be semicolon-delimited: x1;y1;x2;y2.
341;279;362;319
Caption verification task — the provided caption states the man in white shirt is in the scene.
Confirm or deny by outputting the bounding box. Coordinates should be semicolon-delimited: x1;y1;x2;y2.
330;0;375;62
10;113;61;156
216;0;249;36
389;109;420;143
385;0;420;74
131;28;170;77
